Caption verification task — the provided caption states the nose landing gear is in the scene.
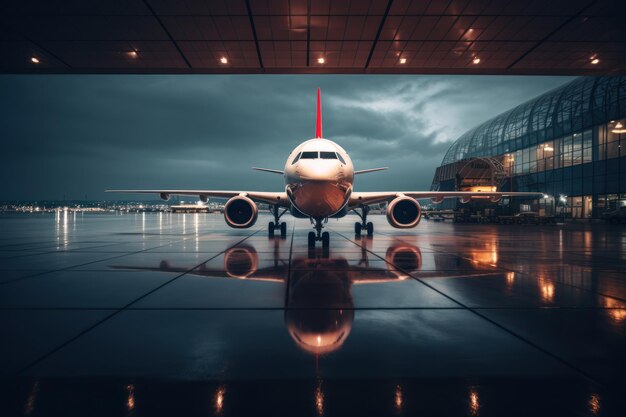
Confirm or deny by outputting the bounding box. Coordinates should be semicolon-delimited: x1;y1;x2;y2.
308;217;330;248
268;205;288;238
353;205;374;237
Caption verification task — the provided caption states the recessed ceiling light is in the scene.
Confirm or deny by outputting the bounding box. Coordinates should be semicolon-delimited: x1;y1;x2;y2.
399;58;407;64
590;57;599;65
220;57;228;64
472;57;480;64
31;57;40;64
317;57;325;64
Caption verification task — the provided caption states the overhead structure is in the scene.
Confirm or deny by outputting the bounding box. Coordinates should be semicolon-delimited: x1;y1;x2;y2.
1;0;626;74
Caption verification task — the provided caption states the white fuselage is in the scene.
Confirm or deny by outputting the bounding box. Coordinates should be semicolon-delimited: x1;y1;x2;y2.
284;138;354;218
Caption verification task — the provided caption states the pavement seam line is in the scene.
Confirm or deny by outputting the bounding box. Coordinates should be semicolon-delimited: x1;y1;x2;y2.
15;228;261;376
334;229;602;387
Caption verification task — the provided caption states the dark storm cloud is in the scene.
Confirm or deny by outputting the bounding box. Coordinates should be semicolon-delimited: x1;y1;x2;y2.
0;74;574;200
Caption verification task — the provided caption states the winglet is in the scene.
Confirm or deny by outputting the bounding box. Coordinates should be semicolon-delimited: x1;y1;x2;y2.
315;87;323;138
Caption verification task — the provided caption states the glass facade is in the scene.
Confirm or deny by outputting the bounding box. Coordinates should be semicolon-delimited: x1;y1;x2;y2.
432;76;626;218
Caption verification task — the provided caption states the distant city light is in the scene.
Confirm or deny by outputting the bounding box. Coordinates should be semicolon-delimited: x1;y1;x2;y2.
399;58;407;64
317;57;325;64
472;57;480;64
31;57;40;64
220;57;228;64
590;57;599;65
128;51;138;58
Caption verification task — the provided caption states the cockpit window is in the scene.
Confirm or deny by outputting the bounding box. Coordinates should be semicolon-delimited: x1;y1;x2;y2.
320;151;337;159
336;152;346;164
291;152;301;164
300;151;318;159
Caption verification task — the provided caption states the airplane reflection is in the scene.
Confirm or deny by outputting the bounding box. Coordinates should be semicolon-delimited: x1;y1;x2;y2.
110;238;498;355
111;239;422;355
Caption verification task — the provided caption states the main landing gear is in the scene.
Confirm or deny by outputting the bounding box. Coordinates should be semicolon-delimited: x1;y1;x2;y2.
268;205;288;239
308;217;330;248
354;205;374;237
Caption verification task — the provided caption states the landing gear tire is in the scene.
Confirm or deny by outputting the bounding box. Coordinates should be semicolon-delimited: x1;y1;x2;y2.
268;222;275;238
366;222;374;236
355;222;362;236
280;222;287;238
321;231;330;248
308;231;316;248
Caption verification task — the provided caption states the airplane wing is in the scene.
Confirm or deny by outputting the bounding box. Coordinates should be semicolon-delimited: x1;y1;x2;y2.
105;189;290;207
349;191;545;207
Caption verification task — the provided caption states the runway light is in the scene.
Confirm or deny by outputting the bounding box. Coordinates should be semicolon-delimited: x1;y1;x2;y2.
215;386;226;413
31;56;40;64
469;388;480;416
126;384;135;412
315;379;324;416
589;393;601;415
394;384;403;411
399;58;407;64
220;57;228;64
590;56;600;65
472;57;480;64
317;57;325;64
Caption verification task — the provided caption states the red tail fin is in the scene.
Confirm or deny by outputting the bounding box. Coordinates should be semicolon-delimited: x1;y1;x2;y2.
315;87;323;138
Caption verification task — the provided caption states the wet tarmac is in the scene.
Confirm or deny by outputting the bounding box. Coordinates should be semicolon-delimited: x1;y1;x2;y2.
1;211;625;416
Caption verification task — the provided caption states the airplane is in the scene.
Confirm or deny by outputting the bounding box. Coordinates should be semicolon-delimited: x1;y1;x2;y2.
107;88;544;248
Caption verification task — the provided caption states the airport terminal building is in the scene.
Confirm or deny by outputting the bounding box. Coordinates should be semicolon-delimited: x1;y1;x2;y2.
431;76;626;219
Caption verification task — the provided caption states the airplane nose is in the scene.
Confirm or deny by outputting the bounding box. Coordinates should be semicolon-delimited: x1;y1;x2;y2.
297;160;340;181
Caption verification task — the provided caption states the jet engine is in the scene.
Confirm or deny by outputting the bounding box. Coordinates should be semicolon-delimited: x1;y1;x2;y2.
224;196;258;228
386;196;421;228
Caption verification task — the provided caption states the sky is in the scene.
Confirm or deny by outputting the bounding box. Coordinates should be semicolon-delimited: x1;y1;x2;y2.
0;74;575;201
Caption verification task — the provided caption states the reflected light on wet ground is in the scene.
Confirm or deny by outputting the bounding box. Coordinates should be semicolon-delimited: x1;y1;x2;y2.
469;387;480;417
1;212;626;416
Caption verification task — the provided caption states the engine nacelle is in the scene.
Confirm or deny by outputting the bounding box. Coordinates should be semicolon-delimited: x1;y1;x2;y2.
199;194;208;203
430;196;444;204
459;196;472;204
489;195;502;203
386;196;421;228
224;196;258;228
160;192;170;201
